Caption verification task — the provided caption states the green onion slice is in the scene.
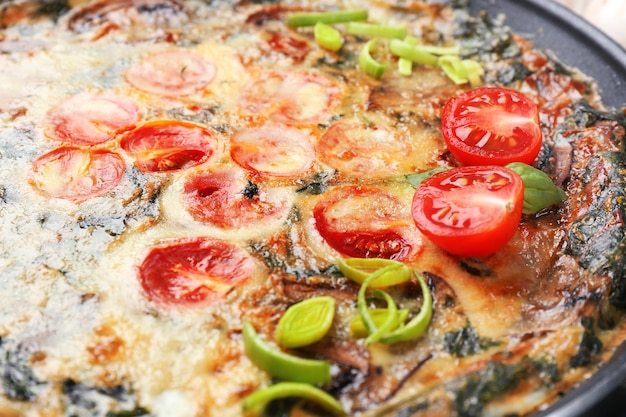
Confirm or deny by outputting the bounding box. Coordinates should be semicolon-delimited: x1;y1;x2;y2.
242;382;345;416
314;22;343;52
439;56;484;86
286;9;368;27
355;264;402;337
398;36;418;76
417;44;461;55
338;258;411;287
438;55;468;84
380;272;432;344
350;308;409;338
389;38;438;67
359;38;387;79
275;296;336;348
347;22;407;39
461;59;485;87
364;290;398;345
242;320;331;385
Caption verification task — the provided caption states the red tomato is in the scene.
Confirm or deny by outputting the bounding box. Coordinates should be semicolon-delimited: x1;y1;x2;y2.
230;123;314;177
138;238;255;308
411;166;524;257
44;92;140;146
125;49;216;96
441;87;542;166
316;121;412;178
120;120;217;172
30;146;125;201
313;186;422;261
239;70;340;124
182;166;292;229
266;31;311;62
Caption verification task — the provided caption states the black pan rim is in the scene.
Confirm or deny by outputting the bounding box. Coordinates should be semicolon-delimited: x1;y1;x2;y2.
467;1;626;416
469;0;626;109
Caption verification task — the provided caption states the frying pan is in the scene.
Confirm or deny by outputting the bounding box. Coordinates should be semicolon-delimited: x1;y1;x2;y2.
468;1;626;415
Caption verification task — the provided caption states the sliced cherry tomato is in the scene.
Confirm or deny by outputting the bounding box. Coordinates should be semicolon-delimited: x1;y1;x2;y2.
239;70;340;124
125;49;216;96
230;123;314;177
30;146;125;201
316;120;412;178
139;238;255;308
313;186;422;261
120;120;217;172
44;92;140;146
266;31;311;62
441;87;542;166
182;166;293;229
411;165;524;257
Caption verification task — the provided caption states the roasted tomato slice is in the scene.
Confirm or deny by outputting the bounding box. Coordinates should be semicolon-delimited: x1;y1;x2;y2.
125;49;216;96
411;166;524;257
139;238;255;308
239;70;340;124
120;120;217;172
316;120;413;179
30;146;125;201
313;186;422;261
230;123;314;177
182;166;293;229
441;87;542;166
44;92;140;146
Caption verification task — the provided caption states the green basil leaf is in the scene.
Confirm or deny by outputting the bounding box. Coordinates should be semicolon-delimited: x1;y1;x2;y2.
275;297;335;349
406;167;450;188
506;162;567;214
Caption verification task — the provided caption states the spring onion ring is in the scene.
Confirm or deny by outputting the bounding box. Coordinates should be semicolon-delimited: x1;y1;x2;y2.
242;382;345;416
242;320;331;385
286;9;368;27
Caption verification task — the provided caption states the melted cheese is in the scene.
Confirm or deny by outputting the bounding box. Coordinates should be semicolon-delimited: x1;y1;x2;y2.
0;1;624;417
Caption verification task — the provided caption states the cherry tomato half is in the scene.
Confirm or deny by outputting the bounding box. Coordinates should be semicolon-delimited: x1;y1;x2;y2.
441;87;542;166
313;185;422;261
120;120;217;172
139;238;255;308
30;146;125;201
411;166;524;257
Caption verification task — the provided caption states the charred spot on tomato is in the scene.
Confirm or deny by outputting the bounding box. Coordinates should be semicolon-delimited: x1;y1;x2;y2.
296;171;336;195
241;181;259;199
